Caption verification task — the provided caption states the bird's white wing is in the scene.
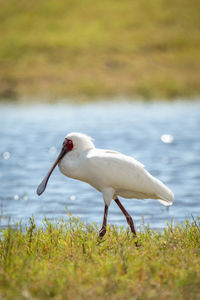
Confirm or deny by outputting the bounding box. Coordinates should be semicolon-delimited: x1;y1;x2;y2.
87;149;148;191
86;149;173;205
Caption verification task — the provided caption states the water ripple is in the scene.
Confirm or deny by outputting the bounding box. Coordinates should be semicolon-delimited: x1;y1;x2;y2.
0;100;200;229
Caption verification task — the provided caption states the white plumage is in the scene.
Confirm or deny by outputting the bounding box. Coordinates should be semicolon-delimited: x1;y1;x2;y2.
37;132;174;238
58;132;174;206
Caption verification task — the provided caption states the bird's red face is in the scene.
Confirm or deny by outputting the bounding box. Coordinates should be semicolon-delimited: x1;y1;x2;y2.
65;138;73;152
37;137;73;196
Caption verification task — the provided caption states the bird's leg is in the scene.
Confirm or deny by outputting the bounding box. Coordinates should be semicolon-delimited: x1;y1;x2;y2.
114;198;137;237
99;204;108;238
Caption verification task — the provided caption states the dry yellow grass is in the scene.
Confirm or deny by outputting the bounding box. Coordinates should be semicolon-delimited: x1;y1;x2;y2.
0;217;200;299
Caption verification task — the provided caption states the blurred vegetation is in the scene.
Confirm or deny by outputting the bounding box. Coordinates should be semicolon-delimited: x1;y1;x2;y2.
0;217;200;299
0;0;200;101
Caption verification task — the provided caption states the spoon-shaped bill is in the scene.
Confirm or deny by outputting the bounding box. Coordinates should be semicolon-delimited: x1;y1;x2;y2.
37;173;51;196
37;145;66;196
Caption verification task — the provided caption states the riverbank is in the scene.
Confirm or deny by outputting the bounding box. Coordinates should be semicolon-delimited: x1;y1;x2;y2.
0;217;200;299
0;0;200;101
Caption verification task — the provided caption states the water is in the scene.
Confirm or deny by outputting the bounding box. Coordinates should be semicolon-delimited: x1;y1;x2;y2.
0;100;200;230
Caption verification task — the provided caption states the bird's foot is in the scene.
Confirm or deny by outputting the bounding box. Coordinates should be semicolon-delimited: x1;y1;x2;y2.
134;240;139;248
129;231;139;247
132;235;140;248
99;226;106;239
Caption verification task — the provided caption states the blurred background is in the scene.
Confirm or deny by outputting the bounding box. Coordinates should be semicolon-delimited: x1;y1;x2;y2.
0;0;200;230
0;0;200;100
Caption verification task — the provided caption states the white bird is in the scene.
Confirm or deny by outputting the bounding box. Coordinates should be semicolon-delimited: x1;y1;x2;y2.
37;132;174;238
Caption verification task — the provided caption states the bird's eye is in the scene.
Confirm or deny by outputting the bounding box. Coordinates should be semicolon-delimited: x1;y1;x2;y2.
67;139;73;150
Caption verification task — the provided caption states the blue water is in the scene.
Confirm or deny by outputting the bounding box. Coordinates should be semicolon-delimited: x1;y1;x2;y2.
0;100;200;230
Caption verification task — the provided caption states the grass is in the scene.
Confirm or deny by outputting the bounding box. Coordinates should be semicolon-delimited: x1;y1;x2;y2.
0;0;200;101
0;216;200;299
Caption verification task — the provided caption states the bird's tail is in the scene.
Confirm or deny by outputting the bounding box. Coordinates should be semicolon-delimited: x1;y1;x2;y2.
156;183;174;206
149;174;174;206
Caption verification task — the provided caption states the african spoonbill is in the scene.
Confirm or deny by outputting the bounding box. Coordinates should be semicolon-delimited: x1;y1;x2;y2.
37;132;174;238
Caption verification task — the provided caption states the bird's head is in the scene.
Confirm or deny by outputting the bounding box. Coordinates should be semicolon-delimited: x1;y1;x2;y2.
36;132;94;196
65;132;94;153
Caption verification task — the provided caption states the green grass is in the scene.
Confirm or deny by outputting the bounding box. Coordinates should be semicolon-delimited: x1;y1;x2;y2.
0;0;200;101
0;216;200;299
